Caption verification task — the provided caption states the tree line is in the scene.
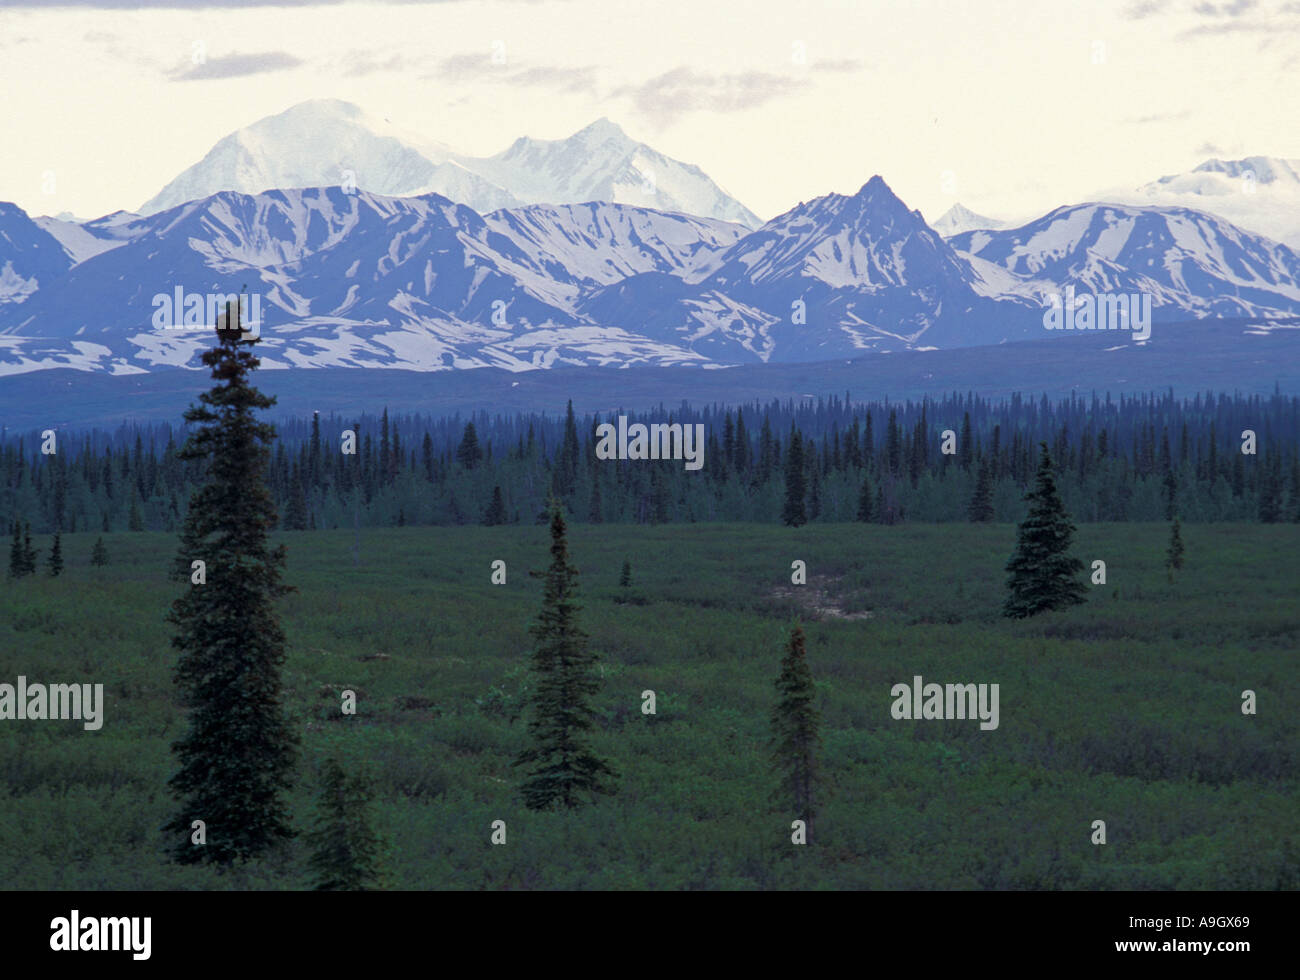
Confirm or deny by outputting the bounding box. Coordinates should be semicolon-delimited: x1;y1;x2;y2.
4;388;1299;532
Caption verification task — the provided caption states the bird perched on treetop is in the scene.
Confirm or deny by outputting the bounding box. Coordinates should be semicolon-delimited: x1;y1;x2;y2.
214;284;248;343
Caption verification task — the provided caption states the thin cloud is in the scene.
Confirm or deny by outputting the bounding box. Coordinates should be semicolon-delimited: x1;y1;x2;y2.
612;67;806;127
168;50;302;81
1122;0;1172;17
425;52;500;79
337;50;415;77
1191;0;1259;14
1123;109;1192;124
505;66;597;94
421;53;597;94
1177;0;1300;37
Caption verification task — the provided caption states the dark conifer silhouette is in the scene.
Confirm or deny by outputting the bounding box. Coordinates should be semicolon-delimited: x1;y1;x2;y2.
514;501;617;811
483;485;508;526
770;624;821;841
782;428;807;527
968;459;995;522
1003;443;1087;618
456;421;483;469
9;521;25;578
856;473;874;522
306;758;385;891
1166;517;1186;582
91;536;109;567
22;523;37;575
47;532;62;577
164;297;298;866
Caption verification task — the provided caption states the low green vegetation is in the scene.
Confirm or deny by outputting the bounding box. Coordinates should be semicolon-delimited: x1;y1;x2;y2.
1;522;1296;889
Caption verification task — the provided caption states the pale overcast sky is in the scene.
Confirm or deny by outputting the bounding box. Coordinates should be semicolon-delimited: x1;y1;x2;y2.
1;0;1297;223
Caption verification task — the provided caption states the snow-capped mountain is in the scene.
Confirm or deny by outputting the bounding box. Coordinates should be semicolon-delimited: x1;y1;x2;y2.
138;100;760;228
580;176;1034;362
488;202;748;287
0;203;76;305
35;210;158;265
1101;156;1300;251
454;118;761;228
7;175;1300;378
140;100;451;215
948;202;1300;319
0;188;736;374
931;203;1005;237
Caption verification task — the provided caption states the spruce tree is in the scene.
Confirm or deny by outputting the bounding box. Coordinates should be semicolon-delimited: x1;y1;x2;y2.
128;495;145;531
91;536;109;567
514;501;617;811
1259;453;1283;523
456;421;483;469
770;624;821;841
483;485;508;526
47;532;63;577
968;459;995;522
1162;468;1178;522
619;559;632;588
9;521;23;578
1003;443;1087;618
1166;517;1185;582
164;299;298;866
552;400;580;498
22;523;37;576
781;429;807;527
856;473;874;522
282;464;309;530
306;758;384;891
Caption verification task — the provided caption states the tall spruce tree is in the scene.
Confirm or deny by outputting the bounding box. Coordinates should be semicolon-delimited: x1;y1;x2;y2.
91;536;109;567
514;501;617;810
770;624;821;841
856;472;874;522
1003;443;1087;618
968;459;995;522
9;521;23;578
1166;517;1186;582
128;494;145;531
456;421;483;469
483;485;508;526
47;532;63;577
552;400;581;498
164;298;298;866
282;463;309;530
306;758;385;891
782;428;807;527
22;523;37;576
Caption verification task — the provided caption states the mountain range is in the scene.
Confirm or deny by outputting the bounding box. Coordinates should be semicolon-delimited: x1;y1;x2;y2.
3;102;1300;383
137;100;761;229
1102;156;1300;252
4;174;1300;378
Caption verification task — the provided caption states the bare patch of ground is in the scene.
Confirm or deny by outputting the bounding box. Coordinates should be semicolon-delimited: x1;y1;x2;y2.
770;575;872;621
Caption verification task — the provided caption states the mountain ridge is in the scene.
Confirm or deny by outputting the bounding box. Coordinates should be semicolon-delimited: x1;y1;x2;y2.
139;99;761;229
